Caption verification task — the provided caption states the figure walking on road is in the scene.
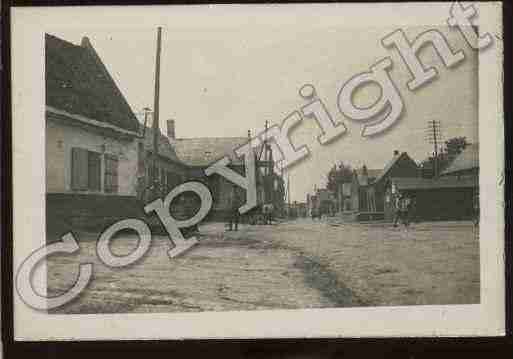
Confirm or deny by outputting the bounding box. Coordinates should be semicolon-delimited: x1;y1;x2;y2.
228;187;241;231
473;190;479;227
393;193;402;227
393;193;410;228
403;195;411;227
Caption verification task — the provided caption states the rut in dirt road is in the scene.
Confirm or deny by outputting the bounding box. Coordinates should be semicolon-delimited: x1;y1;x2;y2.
294;255;366;307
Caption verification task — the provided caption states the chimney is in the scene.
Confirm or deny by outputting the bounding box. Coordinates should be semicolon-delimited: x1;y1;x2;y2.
167;119;175;139
81;36;91;48
393;150;399;156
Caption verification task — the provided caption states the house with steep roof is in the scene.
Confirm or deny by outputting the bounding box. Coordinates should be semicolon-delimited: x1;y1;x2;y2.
377;143;478;222
167;121;285;219
45;33;143;231
351;151;418;220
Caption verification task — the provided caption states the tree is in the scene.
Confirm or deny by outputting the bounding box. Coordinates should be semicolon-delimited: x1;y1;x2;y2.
445;136;468;158
420;151;450;178
420;137;470;178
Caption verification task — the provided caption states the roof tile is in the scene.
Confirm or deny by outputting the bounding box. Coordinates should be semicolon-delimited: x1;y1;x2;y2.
171;137;260;167
45;33;139;132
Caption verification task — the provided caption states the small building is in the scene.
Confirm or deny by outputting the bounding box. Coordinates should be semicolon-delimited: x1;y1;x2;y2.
384;176;478;221
45;34;143;232
318;189;336;215
349;166;382;212
307;188;336;216
306;193;318;217
353;151;418;220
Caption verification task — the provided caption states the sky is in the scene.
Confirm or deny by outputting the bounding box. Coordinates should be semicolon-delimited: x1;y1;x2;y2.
48;24;478;202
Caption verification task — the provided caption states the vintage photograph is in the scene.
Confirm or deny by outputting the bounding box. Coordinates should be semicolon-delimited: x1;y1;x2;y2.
10;2;504;340
44;23;480;314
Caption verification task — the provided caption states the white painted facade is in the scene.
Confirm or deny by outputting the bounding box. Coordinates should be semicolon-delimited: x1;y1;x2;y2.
46;116;140;196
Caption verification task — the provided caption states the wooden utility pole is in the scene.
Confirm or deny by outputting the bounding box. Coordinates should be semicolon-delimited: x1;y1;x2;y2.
151;27;162;198
426;120;441;178
264;120;269;176
287;173;291;218
432;120;438;178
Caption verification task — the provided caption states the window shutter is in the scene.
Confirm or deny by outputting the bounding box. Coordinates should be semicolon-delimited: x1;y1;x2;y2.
104;154;119;193
112;156;119;193
88;151;102;191
71;147;89;191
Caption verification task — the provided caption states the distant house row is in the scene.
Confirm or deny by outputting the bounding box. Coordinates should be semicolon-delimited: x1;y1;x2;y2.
383;144;478;222
307;146;479;222
45;34;283;232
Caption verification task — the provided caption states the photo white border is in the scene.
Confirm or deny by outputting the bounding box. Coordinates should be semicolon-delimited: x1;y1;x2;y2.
11;2;505;340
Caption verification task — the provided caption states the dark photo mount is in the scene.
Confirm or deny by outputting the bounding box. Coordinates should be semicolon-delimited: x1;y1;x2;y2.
1;0;512;358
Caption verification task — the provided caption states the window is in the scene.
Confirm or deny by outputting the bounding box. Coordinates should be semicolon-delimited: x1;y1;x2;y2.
104;154;119;193
71;148;101;191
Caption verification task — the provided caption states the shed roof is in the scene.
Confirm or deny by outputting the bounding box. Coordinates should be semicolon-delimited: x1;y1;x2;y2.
390;176;477;190
441;143;479;176
45;33;139;133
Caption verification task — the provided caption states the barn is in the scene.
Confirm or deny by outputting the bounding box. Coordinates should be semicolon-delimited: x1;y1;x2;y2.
384;176;478;222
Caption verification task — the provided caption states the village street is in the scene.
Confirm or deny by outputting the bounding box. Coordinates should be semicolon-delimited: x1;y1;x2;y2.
47;219;480;314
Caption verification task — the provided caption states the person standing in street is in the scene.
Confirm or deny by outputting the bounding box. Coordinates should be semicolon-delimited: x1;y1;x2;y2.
473;190;480;227
393;193;403;227
228;187;240;231
403;195;411;227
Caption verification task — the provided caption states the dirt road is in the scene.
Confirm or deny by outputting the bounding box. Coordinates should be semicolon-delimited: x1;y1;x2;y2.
47;218;479;313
